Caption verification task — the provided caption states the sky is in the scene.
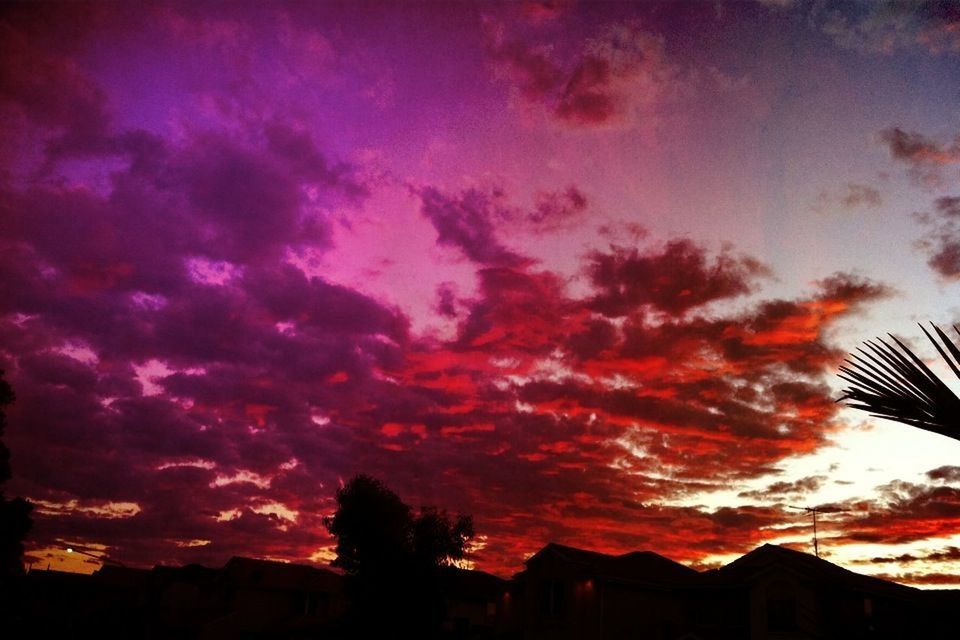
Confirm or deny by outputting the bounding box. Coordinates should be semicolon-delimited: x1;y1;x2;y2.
2;0;960;586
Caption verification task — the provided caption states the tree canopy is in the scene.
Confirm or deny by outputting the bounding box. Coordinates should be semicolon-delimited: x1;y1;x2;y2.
1;370;33;580
325;474;473;575
324;474;474;637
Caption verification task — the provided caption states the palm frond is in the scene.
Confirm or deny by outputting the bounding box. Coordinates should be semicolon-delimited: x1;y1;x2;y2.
837;323;960;439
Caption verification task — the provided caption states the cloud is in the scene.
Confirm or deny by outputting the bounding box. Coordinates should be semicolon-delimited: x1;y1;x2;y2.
0;15;113;166
813;183;882;213
520;1;577;24
914;194;960;279
927;465;960;482
555;22;669;127
1;206;893;576
434;283;460;319
418;187;527;267
483;21;562;103
737;475;827;500
813;1;960;55
484;17;675;129
857;545;960;565
416;185;590;265
586;239;770;316
0;1;925;580
869;571;960;586
528;186;589;231
828;478;960;547
879;127;960;186
880;127;960;166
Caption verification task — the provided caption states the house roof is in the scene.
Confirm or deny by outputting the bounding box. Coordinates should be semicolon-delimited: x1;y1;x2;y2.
150;562;219;585
92;564;151;588
525;542;698;586
221;556;343;592
438;565;509;601
710;544;919;598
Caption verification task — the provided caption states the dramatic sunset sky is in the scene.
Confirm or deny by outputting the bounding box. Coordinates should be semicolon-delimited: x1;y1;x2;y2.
3;0;960;586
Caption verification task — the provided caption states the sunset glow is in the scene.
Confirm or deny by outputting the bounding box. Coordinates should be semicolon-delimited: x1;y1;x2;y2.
3;1;960;586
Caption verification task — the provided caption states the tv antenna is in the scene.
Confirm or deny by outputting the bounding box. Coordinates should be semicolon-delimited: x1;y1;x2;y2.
787;505;834;558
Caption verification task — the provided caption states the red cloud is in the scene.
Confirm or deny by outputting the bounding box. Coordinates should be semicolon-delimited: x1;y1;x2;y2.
483;16;674;129
587;239;770;316
1;1;937;583
825;479;960;548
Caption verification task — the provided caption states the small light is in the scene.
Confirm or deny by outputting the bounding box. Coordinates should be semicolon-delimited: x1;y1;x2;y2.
67;547;74;553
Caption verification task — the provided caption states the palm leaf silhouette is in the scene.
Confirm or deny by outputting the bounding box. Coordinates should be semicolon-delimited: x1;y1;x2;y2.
838;324;960;439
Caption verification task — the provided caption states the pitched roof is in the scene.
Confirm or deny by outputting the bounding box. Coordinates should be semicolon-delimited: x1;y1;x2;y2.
438;565;508;600
713;544;918;597
221;556;343;592
92;565;151;587
525;542;698;586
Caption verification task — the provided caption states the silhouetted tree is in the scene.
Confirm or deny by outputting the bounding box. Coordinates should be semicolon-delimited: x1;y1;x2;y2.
325;474;474;638
1;370;33;580
838;324;960;439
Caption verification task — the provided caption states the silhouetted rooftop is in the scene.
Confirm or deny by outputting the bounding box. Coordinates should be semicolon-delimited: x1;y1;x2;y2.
711;543;920;597
438;565;509;600
525;542;699;586
221;556;343;592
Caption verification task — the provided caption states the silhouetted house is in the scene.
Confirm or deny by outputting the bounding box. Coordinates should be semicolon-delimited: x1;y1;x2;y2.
513;542;699;639
690;543;960;640
17;545;960;639
437;565;510;638
199;557;345;639
19;569;100;635
145;563;220;636
512;542;960;640
18;566;153;637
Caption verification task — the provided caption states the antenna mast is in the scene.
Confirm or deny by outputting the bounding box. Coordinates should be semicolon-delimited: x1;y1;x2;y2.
788;505;821;557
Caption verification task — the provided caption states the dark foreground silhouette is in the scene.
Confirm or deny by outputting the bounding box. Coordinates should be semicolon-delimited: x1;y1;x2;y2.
7;541;960;639
0;371;31;579
839;323;960;437
325;474;475;637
